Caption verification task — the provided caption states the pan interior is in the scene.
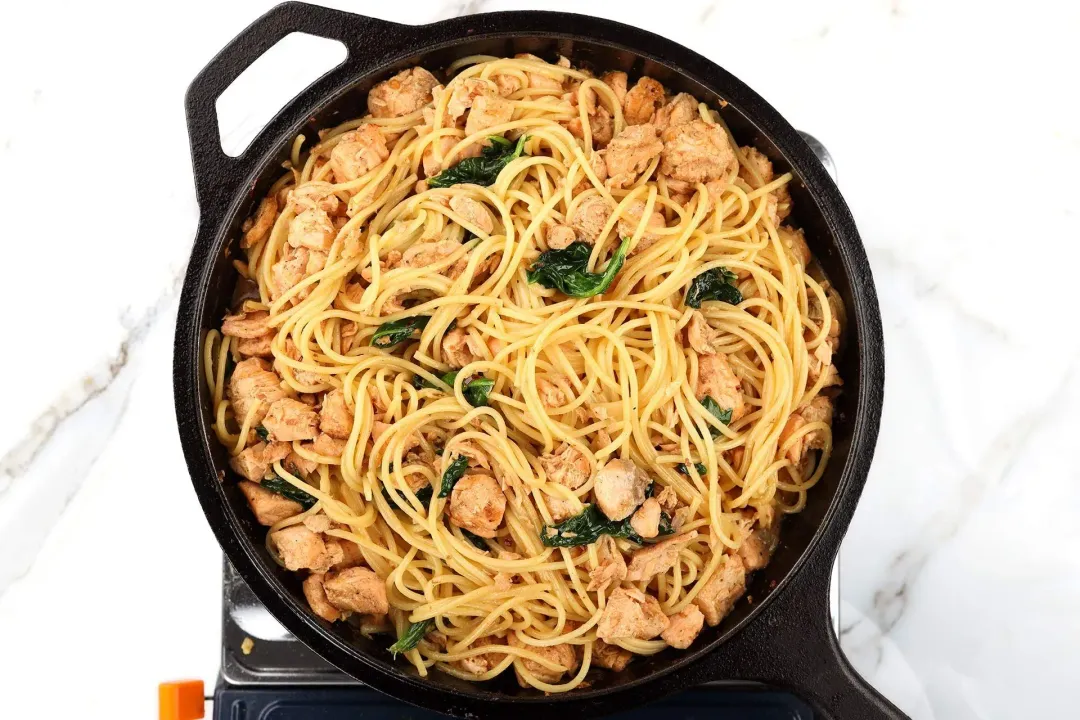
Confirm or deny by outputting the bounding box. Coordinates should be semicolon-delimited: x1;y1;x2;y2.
192;33;862;700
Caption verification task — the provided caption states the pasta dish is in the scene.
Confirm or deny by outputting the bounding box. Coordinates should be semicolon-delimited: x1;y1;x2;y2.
202;53;843;691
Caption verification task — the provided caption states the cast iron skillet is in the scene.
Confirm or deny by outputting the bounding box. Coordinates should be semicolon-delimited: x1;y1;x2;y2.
175;3;900;718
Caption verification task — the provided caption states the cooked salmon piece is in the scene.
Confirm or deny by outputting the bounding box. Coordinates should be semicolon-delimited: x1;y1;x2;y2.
323;566;389;614
597;586;670;642
238;478;301;525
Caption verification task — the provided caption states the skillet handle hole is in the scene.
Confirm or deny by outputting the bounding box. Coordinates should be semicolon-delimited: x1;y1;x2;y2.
214;32;347;158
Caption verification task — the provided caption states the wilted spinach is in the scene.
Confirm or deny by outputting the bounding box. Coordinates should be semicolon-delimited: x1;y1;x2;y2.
461;529;490;551
675;461;707;476
255;426;270;441
261;476;318;510
412;370;493;407
657;512;676;536
540;504;643;547
438;455;470;498
685;267;742;308
412;369;459;390
371;315;431;348
462;377;494;407
526;237;631;298
383;483;433;510
428;135;528;188
388;619;435;657
701;396;733;437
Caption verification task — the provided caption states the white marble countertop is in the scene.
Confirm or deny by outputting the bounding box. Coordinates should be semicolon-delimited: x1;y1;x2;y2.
1;0;1077;717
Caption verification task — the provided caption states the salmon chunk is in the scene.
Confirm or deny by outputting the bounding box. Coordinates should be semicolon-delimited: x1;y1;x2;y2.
449;474;506;538
323;566;389;614
686;311;720;355
539;443;591;490
593;458;650;521
270;525;343;573
592;639;632;671
241;196;279;249
262;398;320;442
230;441;290;483
290;181;341;215
622;77;665;125
625;530;698;582
329;124;389;183
587;535;627;593
660;120;736;184
303;573;342;623
288;208;336;252
696;353;747;423
568;195;612;244
319;388;354;440
449;195;495;235
693;554;746;626
661;605;704;649
508;633;578;687
238;479;302;525
228;358;285;428
367;67;439;118
603;124;663;189
597;587;670;642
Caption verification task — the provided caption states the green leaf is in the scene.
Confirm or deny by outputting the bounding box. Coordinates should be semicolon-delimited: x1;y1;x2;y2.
461;529;490;551
428;135;528;188
701;396;733;438
260;476;318;510
526;237;631;298
388;619;435;657
686;267;742;308
412;371;491;407
255;426;270;441
462;377;494;407
675;461;707;476
438;454;470;498
657;512;676;536
413;369;459;391
540;504;643;548
383;483;433;510
371;315;430;349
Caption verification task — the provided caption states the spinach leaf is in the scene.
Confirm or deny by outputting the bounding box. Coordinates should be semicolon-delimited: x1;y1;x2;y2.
675;461;707;476
412;371;492;407
428;135;528;188
657;512;676;536
540;504;643;548
438;455;470;498
685;267;742;308
412;369;459;391
388;619;435;657
462;377;494;407
261;476;318;510
383;483;433;510
255;426;270;441
371;315;430;348
701;396;733;438
461;529;490;551
527;237;631;298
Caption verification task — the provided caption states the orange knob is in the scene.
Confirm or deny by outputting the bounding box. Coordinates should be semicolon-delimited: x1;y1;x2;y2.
158;679;205;720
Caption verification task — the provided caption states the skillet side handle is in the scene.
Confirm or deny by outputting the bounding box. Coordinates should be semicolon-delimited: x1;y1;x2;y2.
702;550;910;720
184;1;410;207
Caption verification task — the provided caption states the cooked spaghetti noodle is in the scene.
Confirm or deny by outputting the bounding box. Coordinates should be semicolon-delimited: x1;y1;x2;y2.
204;54;843;691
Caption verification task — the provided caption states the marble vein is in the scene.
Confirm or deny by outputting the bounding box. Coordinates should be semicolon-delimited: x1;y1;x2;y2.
868;363;1077;634
0;268;186;596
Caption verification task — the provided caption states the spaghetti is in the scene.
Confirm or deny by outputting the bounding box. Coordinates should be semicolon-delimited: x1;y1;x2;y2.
204;54;843;691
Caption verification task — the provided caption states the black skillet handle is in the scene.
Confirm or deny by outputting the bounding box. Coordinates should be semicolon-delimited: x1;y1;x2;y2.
184;1;413;209
702;543;909;719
